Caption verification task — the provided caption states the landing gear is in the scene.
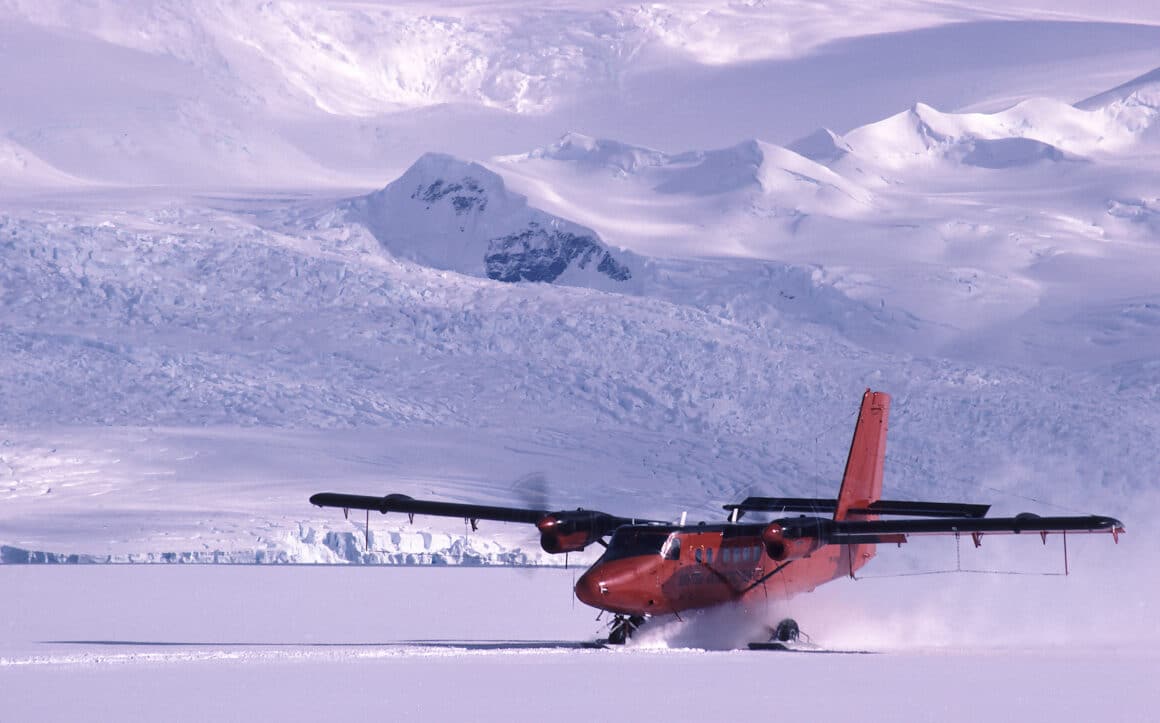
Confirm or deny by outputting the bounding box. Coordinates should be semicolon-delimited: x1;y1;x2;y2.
747;618;809;651
772;618;800;643
606;614;647;645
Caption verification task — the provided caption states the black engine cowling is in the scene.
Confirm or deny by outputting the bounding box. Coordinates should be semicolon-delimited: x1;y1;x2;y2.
761;517;834;561
536;510;623;553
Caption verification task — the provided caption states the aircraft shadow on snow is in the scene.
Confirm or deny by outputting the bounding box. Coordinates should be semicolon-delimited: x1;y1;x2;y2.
42;639;605;650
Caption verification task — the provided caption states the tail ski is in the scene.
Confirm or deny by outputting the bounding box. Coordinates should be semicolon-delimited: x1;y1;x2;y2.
834;389;891;521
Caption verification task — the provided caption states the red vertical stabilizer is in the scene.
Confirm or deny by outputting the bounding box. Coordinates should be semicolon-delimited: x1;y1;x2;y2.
834;389;891;521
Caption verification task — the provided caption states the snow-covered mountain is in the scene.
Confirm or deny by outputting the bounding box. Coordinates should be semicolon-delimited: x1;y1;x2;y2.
494;134;878;269
519;133;873;210
830;92;1157;176
492;73;1160;370
1075;65;1160;123
346;152;634;288
782;65;1159;191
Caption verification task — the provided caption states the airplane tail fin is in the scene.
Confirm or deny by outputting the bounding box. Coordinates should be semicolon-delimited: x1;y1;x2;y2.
834;389;891;521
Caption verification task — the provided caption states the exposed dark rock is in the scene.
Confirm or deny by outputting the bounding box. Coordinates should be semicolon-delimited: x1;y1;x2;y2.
485;223;632;283
412;178;488;214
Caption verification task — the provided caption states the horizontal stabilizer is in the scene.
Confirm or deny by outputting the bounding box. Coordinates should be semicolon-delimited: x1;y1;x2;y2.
725;497;991;519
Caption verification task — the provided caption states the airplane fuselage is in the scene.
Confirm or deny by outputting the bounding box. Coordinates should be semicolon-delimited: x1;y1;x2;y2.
573;522;875;616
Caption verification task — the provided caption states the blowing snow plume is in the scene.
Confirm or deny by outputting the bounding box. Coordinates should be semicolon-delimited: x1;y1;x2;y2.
781;510;1154;653
632;602;778;651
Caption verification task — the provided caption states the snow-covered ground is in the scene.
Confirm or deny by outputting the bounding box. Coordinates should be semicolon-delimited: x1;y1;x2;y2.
2;0;1159;716
2;565;1156;722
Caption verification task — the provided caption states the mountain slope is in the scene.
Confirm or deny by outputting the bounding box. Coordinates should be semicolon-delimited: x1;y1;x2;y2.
346;153;634;288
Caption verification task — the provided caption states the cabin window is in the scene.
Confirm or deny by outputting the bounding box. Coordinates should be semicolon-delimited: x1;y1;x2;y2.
662;535;681;561
695;548;703;563
722;547;732;563
741;546;750;562
706;548;713;564
753;545;761;560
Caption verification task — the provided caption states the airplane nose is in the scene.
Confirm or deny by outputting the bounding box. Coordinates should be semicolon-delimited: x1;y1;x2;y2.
574;560;659;615
574;569;606;608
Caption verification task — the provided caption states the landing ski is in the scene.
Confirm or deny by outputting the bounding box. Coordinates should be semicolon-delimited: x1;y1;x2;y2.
747;641;875;654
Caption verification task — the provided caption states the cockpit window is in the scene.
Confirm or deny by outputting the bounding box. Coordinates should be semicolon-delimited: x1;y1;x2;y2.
602;528;670;563
661;535;681;561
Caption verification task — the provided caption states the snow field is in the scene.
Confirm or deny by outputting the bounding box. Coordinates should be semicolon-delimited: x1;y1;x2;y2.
2;565;1155;722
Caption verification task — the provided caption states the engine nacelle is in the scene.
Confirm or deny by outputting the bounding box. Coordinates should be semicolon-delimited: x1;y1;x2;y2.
536;511;616;554
761;518;833;562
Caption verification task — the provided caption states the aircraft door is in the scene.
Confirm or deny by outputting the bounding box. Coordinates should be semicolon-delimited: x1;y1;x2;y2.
671;538;706;606
690;542;707;583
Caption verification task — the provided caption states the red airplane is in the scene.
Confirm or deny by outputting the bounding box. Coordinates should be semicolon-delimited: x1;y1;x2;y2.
310;389;1124;645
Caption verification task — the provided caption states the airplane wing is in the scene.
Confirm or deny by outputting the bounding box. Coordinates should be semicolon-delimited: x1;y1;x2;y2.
824;513;1124;544
309;492;663;554
761;511;1124;550
753;510;1123;569
310;492;548;525
726;496;1123;543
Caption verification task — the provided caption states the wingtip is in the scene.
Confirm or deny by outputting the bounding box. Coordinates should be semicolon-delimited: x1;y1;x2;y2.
1100;515;1125;531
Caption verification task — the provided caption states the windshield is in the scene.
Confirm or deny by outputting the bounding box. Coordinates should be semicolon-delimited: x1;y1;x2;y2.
600;528;670;563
